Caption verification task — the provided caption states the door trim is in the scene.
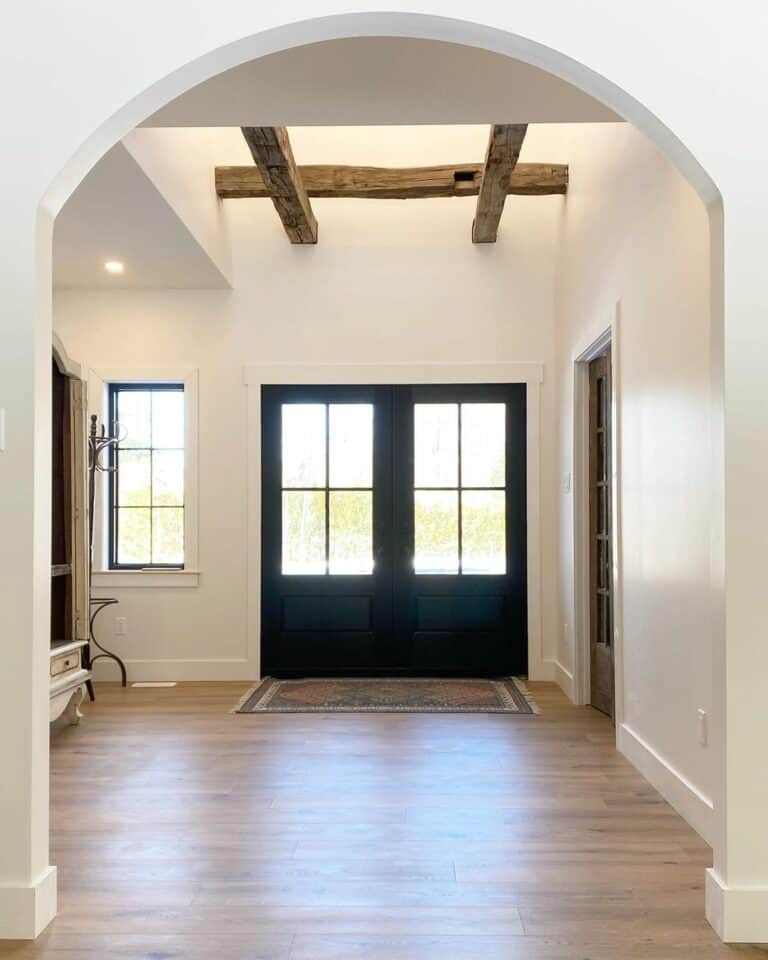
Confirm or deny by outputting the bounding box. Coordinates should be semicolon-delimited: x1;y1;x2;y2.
244;361;545;681
571;303;624;725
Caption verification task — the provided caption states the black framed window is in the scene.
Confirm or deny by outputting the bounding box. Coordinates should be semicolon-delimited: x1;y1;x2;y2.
108;383;185;569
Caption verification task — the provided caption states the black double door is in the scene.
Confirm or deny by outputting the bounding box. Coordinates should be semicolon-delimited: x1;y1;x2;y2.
261;384;527;677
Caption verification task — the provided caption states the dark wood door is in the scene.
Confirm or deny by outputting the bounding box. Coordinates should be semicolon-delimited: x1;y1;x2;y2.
589;350;615;717
261;383;527;677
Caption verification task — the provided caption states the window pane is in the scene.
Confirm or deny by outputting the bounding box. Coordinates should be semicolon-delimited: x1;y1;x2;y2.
461;490;506;574
116;508;151;565
117;450;151;506
116;391;151;449
414;404;458;487
329;491;373;574
329;405;373;488
152;508;184;565
152;450;184;506
461;403;505;487
282;491;325;574
414;490;458;574
152;390;184;449
282;405;326;488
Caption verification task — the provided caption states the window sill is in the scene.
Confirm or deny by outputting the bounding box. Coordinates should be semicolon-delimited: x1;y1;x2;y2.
92;570;200;589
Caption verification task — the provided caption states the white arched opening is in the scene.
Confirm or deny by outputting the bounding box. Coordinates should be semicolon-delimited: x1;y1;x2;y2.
6;9;736;944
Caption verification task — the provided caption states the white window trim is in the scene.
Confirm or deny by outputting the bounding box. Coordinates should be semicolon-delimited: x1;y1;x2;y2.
88;367;200;588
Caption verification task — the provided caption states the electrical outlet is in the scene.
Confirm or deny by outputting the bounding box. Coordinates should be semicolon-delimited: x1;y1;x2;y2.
115;617;127;636
697;708;708;746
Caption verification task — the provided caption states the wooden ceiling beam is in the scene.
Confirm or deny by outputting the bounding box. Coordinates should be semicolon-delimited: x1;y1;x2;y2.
472;124;528;243
216;161;568;200
240;127;318;244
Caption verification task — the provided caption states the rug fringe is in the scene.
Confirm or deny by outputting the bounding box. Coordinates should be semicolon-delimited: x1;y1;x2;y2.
511;676;541;714
229;681;261;714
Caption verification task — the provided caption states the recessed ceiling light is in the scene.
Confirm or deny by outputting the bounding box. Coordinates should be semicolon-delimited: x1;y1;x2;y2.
104;260;124;275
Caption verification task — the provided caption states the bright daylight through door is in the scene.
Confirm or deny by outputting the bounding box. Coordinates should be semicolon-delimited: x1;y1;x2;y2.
414;402;506;574
281;403;374;575
281;400;507;576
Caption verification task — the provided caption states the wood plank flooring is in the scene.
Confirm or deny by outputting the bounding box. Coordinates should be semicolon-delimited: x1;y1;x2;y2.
1;681;765;959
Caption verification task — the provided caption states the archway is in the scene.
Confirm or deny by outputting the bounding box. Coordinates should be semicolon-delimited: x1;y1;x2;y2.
5;9;737;944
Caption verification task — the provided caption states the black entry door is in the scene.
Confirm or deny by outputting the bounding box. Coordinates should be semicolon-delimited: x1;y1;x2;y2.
261;383;527;677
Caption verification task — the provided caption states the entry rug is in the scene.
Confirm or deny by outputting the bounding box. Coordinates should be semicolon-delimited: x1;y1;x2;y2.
235;677;538;715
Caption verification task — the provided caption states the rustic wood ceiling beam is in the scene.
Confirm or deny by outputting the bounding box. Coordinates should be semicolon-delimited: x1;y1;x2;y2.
240;126;318;244
215;161;567;200
472;124;529;243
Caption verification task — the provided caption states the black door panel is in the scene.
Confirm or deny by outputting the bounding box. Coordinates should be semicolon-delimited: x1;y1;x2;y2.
261;383;526;677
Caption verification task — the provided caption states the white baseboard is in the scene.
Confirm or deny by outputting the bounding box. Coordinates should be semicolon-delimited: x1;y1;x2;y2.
706;868;768;943
0;866;56;940
529;658;556;682
90;658;257;683
617;722;714;844
547;658;576;702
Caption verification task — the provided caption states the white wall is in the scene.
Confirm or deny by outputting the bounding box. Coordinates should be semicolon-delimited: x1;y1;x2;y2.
547;123;714;835
53;125;563;683
122;127;241;282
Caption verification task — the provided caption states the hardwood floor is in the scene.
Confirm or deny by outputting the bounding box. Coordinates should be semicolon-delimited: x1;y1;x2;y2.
2;681;765;959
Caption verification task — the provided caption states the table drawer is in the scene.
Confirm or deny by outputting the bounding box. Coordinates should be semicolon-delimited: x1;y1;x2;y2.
51;649;81;677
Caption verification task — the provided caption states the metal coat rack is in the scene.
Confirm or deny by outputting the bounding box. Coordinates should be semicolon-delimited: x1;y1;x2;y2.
86;415;127;696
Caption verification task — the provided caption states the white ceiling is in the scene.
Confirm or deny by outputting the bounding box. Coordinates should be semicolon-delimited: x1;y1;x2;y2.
54;36;622;290
145;37;621;128
53;142;230;290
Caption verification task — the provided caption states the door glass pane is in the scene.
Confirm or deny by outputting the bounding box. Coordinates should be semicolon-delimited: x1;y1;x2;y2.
282;405;326;488
598;593;611;646
152;508;184;565
282;491;326;574
116;391;151;449
329;491;373;574
598;537;610;589
152;390;185;449
461;490;506;574
414;490;458;574
117;450;151;506
152;450;184;506
597;484;607;535
597;432;607;482
414;404;458;487
329;405;373;488
461;403;505;487
117;508;151;565
597;376;606;429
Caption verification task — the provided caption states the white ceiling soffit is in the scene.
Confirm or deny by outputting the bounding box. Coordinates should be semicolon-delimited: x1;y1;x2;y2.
144;37;622;128
53;141;231;290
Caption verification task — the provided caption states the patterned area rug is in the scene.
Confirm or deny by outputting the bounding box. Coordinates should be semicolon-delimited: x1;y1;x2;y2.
235;677;538;715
